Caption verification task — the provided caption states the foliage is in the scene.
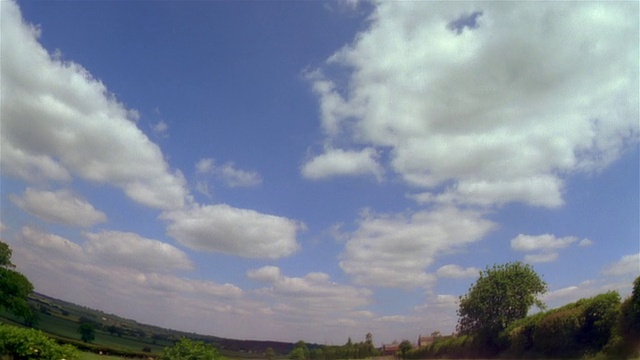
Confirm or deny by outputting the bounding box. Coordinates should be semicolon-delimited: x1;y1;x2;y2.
397;340;412;359
504;291;622;358
0;323;79;360
606;275;640;358
161;338;224;360
77;323;95;343
288;341;309;360
308;335;379;360
265;347;276;360
0;242;14;268
457;261;547;353
405;335;475;359
0;241;36;324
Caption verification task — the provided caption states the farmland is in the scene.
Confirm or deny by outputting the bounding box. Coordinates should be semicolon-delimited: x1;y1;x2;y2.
1;292;295;359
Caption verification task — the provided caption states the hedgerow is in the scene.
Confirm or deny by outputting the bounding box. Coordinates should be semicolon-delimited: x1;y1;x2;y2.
0;323;79;360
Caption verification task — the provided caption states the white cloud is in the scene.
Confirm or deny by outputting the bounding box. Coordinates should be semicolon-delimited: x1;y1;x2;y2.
19;226;84;260
247;266;282;283
9;226;247;336
339;207;496;289
195;158;262;187
162;204;303;259
602;253;640;276
11;188;107;227
196;158;215;174
83;231;193;272
247;266;372;328
152;121;169;138
511;234;578;252
511;234;590;263
0;1;190;210
306;1;639;208
219;162;262;188
436;264;479;279
302;147;383;180
524;252;559;264
578;238;594;247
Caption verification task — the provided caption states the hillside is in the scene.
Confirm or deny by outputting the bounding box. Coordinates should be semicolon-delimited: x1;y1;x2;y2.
0;292;300;358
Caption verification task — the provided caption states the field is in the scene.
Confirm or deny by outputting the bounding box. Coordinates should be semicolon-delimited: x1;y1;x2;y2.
1;293;295;359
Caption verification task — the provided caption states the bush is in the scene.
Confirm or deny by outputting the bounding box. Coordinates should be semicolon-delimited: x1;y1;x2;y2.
533;306;583;357
162;338;224;360
0;323;79;360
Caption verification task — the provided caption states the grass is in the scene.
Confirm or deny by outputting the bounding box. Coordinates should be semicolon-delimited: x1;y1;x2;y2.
79;352;127;360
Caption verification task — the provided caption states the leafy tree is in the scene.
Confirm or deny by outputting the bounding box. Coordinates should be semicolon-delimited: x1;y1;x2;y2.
162;338;223;360
77;323;96;343
0;240;35;323
616;275;640;357
457;262;547;352
265;347;276;360
398;340;412;359
289;341;309;360
0;241;14;267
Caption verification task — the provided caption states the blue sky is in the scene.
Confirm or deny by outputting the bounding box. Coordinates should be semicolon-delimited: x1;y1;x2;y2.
1;0;638;345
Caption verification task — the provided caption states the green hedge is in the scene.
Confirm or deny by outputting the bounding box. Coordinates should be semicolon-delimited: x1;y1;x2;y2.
0;323;79;360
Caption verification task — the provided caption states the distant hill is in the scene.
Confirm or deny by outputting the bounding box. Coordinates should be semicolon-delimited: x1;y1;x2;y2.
1;292;302;357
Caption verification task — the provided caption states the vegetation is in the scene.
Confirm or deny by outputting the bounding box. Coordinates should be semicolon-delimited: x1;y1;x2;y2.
161;337;224;360
286;334;379;360
0;323;79;360
406;272;640;359
2;247;637;360
457;262;547;355
0;241;36;324
77;323;96;343
397;340;412;359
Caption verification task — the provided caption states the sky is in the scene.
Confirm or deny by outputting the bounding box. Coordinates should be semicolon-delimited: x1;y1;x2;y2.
1;0;639;346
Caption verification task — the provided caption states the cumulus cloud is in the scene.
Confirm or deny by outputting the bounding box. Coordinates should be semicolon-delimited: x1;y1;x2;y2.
436;264;479;279
218;162;262;187
10;226;245;333
152;121;169;138
0;1;190;210
247;266;372;326
196;158;215;174
83;231;193;272
511;234;589;263
162;204;303;259
195;158;262;187
247;266;282;283
301;147;383;180
10;188;107;227
511;234;578;252
602;253;640;276
19;226;84;260
305;1;639;208
339;207;496;289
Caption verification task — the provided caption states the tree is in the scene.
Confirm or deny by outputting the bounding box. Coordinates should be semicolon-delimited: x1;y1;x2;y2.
77;323;96;343
289;341;309;360
457;262;547;350
398;340;412;359
162;338;223;360
617;275;640;356
0;240;35;323
0;241;14;267
265;347;276;360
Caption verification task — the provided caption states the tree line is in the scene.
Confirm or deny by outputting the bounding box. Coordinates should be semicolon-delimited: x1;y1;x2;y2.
404;262;640;359
287;334;379;360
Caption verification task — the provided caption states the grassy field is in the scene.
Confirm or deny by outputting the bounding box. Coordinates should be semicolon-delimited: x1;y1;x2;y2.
79;352;127;360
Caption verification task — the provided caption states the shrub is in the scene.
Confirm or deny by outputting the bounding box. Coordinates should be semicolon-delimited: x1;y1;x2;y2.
0;323;79;360
162;338;224;360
